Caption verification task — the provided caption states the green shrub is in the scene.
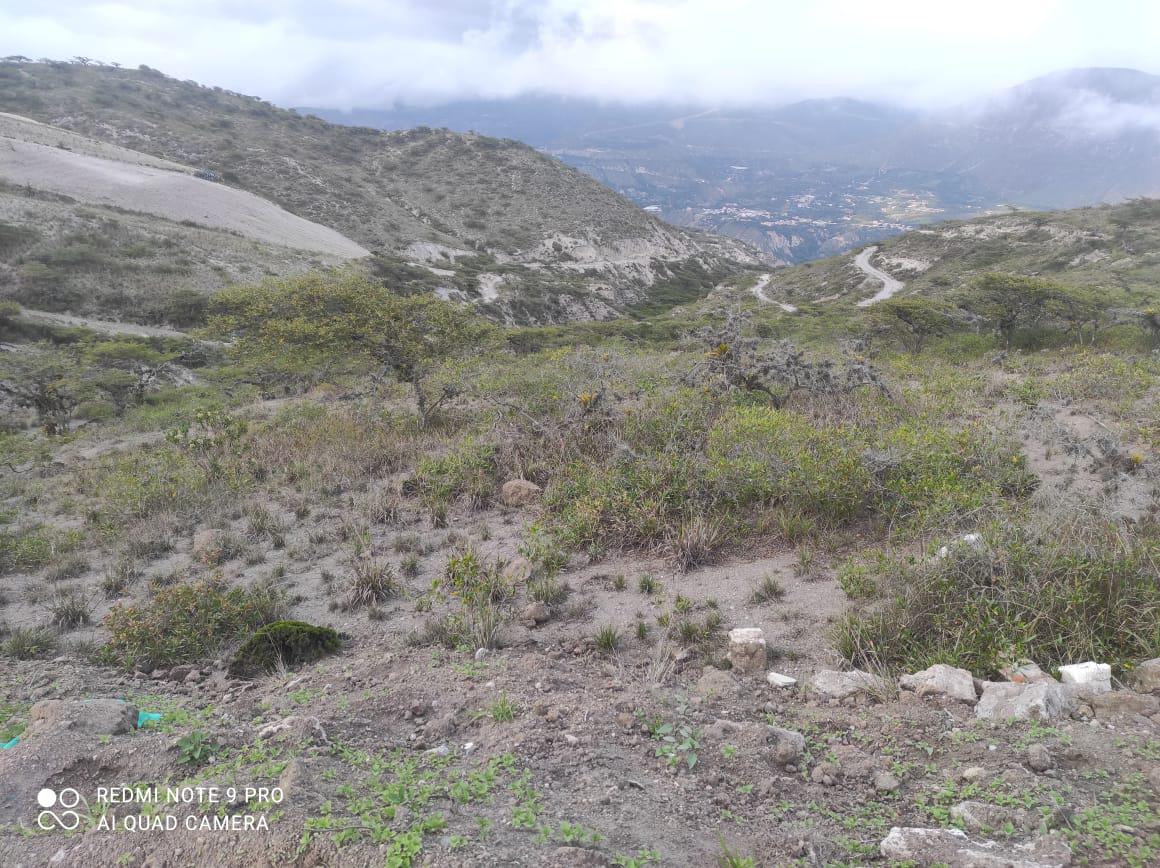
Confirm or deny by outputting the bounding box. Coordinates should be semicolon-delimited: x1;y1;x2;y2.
834;521;1160;676
413;437;499;512
229;619;341;678
101;577;284;669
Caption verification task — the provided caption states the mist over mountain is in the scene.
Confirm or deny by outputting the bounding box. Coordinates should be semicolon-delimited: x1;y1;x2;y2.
307;68;1160;263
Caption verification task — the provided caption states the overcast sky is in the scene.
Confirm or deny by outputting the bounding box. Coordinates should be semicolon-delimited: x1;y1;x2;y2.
1;0;1158;109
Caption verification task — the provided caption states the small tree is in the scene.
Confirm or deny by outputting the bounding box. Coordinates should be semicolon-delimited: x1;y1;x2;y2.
210;272;488;426
959;273;1105;347
862;296;955;354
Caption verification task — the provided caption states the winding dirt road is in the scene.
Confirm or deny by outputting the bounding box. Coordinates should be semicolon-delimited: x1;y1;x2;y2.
750;273;797;312
854;246;904;307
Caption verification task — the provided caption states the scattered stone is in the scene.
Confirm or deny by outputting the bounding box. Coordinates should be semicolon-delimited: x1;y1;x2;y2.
899;664;977;704
1027;743;1053;772
766;726;805;765
1090;690;1160;718
28;699;138;736
521;601;551;626
811;669;890;701
811;762;838;786
873;771;900;793
500;479;542;507
727;628;766;675
880;827;1072;867
257;715;328;745
951;801;1033;834
766;671;797;689
184;670;203;685
694;667;740;700
1000;661;1054;685
960;766;987;782
936;532;985;559
975;681;1074;722
1059;661;1112;695
1130;658;1160;694
551;846;613;867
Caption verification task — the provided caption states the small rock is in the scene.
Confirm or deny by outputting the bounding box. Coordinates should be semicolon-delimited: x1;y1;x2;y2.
1027;743;1053;772
975;681;1074;722
899;664;977;704
766;671;797;689
811;669;891;701
184;670;203;685
727;628;766;676
873;771;900;793
1091;690;1160;718
766;726;805;765
474;647;491;661
961;766;987;782
424;744;450;757
1059;661;1112;695
29;699;139;736
563;733;580;746
951;801;1033;834
521;601;551;626
811;763;838;786
503;556;533;582
694;667;740;700
615;712;635;730
257;715;328;745
500;479;542;507
1129;658;1160;694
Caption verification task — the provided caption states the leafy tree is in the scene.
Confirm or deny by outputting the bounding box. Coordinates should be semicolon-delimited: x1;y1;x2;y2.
210;272;489;425
862;296;955;354
959;273;1105;347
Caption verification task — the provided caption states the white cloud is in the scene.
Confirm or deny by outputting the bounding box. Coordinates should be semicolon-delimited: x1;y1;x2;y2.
1;0;1158;108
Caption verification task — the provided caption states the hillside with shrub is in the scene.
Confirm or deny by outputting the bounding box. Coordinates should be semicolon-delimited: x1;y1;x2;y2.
1;185;1159;863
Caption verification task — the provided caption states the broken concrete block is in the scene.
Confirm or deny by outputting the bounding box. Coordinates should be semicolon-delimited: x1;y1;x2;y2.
727;627;766;675
1058;661;1111;695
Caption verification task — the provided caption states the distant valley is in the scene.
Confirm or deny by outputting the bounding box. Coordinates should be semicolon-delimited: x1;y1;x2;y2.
309;68;1160;263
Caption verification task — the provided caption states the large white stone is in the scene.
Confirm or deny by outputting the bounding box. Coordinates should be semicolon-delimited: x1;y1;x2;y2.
880;827;1071;867
766;671;797;689
1058;661;1111;695
811;669;891;701
975;681;1074;722
899;664;977;704
728;627;766;675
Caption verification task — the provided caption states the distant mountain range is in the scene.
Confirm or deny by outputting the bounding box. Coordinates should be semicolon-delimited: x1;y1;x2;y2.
306;68;1160;263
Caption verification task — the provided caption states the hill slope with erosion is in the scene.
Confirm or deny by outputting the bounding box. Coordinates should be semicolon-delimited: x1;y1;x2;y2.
0;61;759;324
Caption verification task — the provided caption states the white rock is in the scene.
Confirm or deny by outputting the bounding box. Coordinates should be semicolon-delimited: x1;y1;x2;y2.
935;532;986;560
811;669;891;701
728;628;767;675
880;826;1071;867
766;671;797;689
975;681;1074;722
899;664;977;704
1058;661;1111;695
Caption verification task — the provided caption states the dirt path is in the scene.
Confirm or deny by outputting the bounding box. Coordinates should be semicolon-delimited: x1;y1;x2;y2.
750;273;798;312
17;309;192;339
854;245;904;307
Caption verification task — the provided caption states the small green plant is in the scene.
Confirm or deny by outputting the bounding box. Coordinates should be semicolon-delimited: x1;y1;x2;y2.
490;694;518;723
48;588;93;629
176;730;219;766
343;557;400;609
2;626;57;660
747;575;784;603
594;624;620;655
638;574;659;595
652;720;700;770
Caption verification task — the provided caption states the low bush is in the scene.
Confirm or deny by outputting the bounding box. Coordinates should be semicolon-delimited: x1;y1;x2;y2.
834;520;1160;676
229;619;341;677
100;577;284;669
